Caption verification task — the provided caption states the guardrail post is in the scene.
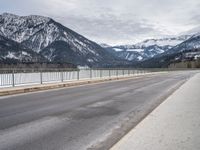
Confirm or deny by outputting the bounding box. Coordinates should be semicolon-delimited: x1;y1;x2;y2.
61;70;64;82
90;69;92;79
77;70;80;80
40;70;43;84
100;69;102;78
12;70;15;87
123;69;125;76
117;69;119;77
128;69;130;76
109;69;111;78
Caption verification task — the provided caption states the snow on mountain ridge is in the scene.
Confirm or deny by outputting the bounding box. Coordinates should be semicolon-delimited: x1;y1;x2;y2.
103;36;191;61
135;36;190;47
1;13;50;24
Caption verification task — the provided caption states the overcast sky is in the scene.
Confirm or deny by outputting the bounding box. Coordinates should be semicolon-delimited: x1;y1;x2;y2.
1;0;200;45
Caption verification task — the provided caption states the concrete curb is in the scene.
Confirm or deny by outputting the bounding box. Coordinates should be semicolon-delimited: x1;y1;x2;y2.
0;72;167;96
110;73;200;150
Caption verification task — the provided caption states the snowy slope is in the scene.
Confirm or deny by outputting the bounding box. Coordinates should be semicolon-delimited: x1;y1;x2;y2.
105;36;191;61
0;35;44;62
140;31;200;67
0;13;50;45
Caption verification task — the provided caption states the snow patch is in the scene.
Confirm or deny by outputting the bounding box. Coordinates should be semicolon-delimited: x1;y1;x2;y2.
87;59;94;62
127;49;144;52
113;48;124;52
137;56;143;61
6;52;17;59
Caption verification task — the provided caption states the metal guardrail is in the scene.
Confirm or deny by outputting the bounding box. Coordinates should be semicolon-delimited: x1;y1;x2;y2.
0;68;167;88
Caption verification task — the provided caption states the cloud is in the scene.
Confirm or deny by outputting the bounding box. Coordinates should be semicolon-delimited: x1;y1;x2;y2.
60;15;167;45
1;0;200;45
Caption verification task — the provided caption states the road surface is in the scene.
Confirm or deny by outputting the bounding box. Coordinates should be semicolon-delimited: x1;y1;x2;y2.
0;71;197;150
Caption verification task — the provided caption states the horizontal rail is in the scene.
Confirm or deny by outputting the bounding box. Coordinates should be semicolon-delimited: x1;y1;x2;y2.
1;68;193;88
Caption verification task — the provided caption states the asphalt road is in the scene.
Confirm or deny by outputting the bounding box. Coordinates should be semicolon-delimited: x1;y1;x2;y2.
0;71;197;150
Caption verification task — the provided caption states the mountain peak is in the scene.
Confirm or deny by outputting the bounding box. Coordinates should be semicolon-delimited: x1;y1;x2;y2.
1;12;18;18
1;12;50;23
0;13;53;45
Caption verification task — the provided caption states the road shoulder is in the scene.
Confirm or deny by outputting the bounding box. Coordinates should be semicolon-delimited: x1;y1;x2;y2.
111;73;200;150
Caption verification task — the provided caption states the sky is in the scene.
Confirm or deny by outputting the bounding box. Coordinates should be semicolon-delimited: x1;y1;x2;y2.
1;0;200;45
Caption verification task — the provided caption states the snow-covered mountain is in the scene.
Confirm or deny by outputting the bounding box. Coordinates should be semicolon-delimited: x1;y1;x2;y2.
105;36;191;61
0;13;117;66
139;32;200;68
